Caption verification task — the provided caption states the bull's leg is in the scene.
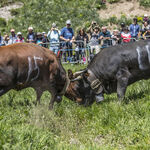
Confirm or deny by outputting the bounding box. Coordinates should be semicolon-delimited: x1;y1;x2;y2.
116;68;130;100
117;77;128;100
49;90;57;110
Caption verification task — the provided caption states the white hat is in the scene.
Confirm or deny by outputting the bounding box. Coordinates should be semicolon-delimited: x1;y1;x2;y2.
52;23;56;28
17;32;22;35
144;14;148;17
28;26;33;30
66;20;71;25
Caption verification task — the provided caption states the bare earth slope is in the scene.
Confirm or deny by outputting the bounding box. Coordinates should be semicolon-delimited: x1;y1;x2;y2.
99;0;150;19
0;2;23;21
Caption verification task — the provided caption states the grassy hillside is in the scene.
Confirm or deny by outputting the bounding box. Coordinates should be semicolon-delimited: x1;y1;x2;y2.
1;0;102;34
0;64;150;149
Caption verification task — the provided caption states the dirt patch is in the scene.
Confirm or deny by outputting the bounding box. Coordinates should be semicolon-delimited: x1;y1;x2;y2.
0;2;23;21
99;0;150;19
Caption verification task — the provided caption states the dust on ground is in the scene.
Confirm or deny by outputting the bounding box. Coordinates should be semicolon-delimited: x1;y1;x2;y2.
99;0;150;19
0;2;23;21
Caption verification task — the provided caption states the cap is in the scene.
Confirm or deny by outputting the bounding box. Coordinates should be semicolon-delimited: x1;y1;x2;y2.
42;32;46;34
37;32;42;36
66;20;71;25
102;26;107;30
10;29;15;32
28;26;33;30
144;14;148;17
93;21;97;24
52;23;56;28
17;32;22;35
94;26;100;30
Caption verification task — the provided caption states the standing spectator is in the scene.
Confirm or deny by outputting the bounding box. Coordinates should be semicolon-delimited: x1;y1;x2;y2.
2;34;11;46
89;26;100;57
120;22;126;33
111;29;121;46
75;28;89;62
26;26;36;43
9;29;17;44
42;32;49;48
47;23;60;55
129;18;140;41
16;32;25;43
143;14;150;24
35;32;43;46
121;27;131;43
140;21;150;39
0;32;3;46
87;21;99;36
60;20;75;62
99;26;111;49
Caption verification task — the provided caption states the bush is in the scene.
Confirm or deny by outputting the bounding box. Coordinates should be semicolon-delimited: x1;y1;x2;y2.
0;18;7;27
140;0;150;7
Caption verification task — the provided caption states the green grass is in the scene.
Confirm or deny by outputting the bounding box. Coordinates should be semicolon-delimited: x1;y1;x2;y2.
0;64;150;149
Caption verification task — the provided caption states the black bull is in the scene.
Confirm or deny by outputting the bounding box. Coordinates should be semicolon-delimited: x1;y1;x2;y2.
65;40;150;105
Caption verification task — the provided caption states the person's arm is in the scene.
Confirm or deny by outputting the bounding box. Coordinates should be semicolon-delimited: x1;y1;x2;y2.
60;28;69;42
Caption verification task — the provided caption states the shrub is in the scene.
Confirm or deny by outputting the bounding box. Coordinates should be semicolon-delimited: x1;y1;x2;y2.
0;18;7;27
140;0;150;7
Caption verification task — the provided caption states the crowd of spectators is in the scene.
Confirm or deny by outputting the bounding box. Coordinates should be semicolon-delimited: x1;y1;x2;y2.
0;14;150;63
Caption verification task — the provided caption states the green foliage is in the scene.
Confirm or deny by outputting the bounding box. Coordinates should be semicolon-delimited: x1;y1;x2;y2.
0;17;7;27
5;0;101;35
107;0;121;3
10;8;20;16
140;0;150;7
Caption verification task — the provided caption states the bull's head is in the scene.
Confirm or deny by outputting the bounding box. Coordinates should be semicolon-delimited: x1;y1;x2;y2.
65;69;96;106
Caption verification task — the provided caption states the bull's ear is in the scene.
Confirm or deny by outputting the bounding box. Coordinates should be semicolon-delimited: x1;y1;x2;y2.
68;69;74;80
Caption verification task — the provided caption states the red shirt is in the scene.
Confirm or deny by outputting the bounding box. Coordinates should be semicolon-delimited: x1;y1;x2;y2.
121;32;131;43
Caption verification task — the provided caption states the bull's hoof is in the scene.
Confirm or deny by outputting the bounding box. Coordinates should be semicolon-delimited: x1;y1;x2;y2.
95;94;104;103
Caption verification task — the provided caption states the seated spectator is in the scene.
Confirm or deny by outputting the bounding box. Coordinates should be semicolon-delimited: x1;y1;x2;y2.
16;32;25;43
2;34;11;46
42;32;49;48
47;23;60;55
89;26;100;56
140;21;150;39
121;27;131;43
9;29;17;44
99;26;111;49
143;14;150;24
87;21;99;36
75;28;89;62
129;18;140;41
26;26;36;43
111;29;121;46
60;20;75;62
0;32;3;46
35;32;43;46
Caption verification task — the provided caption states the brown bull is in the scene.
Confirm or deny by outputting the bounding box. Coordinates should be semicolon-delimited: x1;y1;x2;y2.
0;43;68;109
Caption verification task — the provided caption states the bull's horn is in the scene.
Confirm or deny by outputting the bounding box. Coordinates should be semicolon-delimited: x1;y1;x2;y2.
71;75;82;81
73;69;86;77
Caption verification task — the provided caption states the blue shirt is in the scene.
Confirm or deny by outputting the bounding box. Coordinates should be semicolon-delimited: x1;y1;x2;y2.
60;27;74;40
129;24;140;37
99;31;111;48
